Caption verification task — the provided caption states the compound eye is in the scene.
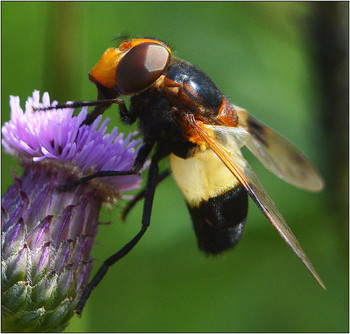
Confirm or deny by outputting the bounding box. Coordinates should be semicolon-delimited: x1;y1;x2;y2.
116;42;170;94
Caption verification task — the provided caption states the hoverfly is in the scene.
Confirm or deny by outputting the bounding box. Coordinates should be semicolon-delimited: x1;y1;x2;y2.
37;38;325;315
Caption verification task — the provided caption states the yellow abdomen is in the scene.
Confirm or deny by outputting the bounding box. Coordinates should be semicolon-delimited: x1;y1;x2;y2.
170;149;240;207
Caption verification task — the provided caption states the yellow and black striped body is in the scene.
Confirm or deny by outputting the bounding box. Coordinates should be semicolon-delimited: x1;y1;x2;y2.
171;149;248;254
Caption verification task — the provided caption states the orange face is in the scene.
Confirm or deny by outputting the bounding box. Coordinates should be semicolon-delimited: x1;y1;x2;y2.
89;38;172;95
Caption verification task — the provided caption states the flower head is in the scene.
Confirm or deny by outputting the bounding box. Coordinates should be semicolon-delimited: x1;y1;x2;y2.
1;91;142;332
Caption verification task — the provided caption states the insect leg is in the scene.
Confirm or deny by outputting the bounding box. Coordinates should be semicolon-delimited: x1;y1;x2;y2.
121;169;171;221
32;98;123;112
119;100;139;125
57;170;138;192
75;155;160;316
58;142;154;192
81;102;112;126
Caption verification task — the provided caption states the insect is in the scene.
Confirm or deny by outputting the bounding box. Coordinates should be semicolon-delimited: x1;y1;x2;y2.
37;37;325;314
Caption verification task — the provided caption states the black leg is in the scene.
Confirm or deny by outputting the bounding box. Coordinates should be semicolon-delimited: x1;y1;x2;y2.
32;98;124;112
57;170;139;192
81;98;133;126
58;142;154;192
119;101;138;125
121;169;171;221
132;142;154;172
81;103;111;126
33;98;127;126
75;156;160;317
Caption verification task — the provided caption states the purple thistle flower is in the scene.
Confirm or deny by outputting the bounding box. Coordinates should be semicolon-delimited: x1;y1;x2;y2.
1;90;142;332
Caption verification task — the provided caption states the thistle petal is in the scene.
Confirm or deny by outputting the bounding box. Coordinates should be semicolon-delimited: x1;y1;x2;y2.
2;91;142;332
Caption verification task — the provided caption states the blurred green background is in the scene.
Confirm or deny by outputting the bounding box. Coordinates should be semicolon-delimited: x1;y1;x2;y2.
2;2;348;332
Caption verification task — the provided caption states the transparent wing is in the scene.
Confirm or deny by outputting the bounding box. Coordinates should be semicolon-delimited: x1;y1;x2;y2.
208;106;324;192
186;116;325;289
